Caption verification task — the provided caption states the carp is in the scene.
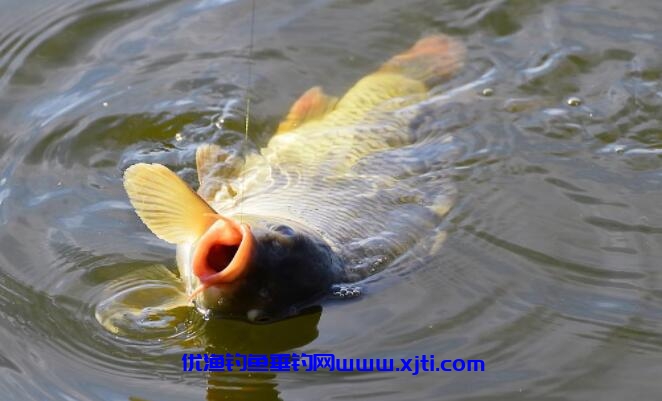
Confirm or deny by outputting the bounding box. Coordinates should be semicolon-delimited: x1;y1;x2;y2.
123;34;465;322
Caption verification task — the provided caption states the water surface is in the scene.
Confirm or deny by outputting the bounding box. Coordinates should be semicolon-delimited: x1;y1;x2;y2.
1;0;662;400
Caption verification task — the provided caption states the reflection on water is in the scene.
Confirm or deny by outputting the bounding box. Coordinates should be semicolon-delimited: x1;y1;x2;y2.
1;0;662;400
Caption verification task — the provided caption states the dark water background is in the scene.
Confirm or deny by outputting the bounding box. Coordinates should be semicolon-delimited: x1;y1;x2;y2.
1;0;662;400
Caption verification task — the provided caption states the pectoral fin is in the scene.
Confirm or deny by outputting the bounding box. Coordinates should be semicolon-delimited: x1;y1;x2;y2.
123;163;217;244
276;86;338;134
196;144;223;184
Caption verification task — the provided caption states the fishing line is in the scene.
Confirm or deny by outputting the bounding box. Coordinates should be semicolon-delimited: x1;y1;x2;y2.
239;0;256;223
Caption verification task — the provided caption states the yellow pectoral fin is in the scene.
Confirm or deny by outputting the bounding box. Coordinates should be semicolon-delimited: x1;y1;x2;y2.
276;86;338;134
123;163;217;244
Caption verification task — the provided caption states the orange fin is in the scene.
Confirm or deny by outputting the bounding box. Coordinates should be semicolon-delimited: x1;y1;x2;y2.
276;86;338;134
378;34;465;87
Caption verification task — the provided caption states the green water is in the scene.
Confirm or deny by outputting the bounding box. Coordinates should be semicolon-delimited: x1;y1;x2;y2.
1;0;662;400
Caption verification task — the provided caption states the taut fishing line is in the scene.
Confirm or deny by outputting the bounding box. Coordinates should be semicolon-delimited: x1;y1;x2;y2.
239;0;256;223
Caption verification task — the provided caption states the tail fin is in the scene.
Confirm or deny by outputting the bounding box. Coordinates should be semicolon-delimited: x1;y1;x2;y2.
378;35;465;87
283;34;466;128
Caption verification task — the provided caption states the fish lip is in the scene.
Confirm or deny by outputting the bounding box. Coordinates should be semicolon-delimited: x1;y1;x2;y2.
189;217;255;298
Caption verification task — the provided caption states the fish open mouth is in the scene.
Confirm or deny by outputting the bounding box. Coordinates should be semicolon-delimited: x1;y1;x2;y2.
190;216;254;298
206;243;240;273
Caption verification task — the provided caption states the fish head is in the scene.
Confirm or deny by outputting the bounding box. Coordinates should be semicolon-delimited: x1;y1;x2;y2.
187;218;342;322
123;163;344;323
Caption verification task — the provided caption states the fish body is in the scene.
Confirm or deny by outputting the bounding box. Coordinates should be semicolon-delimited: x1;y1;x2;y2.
124;35;465;322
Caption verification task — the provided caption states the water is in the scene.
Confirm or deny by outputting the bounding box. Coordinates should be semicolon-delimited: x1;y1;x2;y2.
1;0;662;399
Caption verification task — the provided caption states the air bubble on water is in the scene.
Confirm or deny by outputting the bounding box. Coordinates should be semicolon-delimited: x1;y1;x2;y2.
215;117;225;129
566;96;582;107
175;133;183;141
481;88;494;97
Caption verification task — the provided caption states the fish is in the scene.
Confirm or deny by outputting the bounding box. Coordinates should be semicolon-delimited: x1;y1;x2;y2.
123;34;465;322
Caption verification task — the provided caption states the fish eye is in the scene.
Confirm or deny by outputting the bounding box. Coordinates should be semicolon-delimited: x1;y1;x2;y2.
273;225;295;236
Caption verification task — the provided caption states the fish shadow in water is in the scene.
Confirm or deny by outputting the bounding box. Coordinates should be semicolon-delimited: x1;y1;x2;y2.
201;307;321;401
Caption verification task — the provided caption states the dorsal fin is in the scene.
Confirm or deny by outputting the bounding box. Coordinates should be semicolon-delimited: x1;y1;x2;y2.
123;163;218;244
276;86;338;134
